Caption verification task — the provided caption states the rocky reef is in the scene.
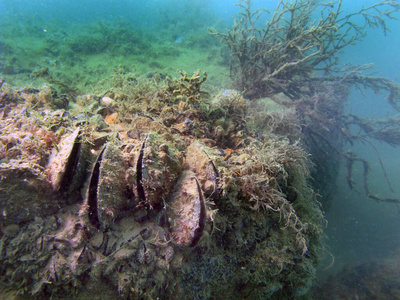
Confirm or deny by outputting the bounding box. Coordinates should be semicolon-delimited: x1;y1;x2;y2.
0;71;323;299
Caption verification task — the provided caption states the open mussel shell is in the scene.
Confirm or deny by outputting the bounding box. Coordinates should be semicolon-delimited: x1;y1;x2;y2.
167;171;206;247
83;142;132;230
97;143;132;226
166;142;218;247
132;132;182;209
46;129;80;188
46;127;89;204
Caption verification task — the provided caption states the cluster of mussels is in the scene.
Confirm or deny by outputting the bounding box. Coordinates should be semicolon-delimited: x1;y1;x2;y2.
0;79;322;299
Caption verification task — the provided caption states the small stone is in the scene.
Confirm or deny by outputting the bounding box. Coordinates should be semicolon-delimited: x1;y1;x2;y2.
3;224;20;238
133;209;148;222
140;227;152;240
159;144;169;153
91;232;104;248
89;114;108;131
100;96;116;108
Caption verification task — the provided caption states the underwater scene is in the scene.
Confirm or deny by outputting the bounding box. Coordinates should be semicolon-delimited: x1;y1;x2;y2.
1;0;400;299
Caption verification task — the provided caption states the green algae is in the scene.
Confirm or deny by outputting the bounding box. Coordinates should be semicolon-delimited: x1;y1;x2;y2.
0;11;227;93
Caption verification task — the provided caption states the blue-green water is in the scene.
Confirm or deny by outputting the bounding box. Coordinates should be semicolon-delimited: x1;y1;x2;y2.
1;0;400;298
321;0;400;278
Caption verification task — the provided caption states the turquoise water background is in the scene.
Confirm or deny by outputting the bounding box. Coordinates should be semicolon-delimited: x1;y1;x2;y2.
323;0;400;278
1;0;400;285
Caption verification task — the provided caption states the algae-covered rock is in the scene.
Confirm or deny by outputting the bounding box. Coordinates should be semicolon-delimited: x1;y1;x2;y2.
0;78;323;300
0;164;60;225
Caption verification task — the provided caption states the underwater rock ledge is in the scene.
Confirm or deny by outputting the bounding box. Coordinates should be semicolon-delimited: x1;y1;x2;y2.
0;76;323;299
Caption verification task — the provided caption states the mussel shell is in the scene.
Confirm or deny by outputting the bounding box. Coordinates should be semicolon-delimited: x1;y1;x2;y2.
83;142;132;229
133;133;182;208
167;171;206;247
46;128;81;191
97;142;131;226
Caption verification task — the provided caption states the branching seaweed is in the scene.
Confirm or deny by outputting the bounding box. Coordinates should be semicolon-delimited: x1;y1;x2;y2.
166;69;208;107
233;139;315;255
30;65;79;105
210;0;400;98
212;0;400;207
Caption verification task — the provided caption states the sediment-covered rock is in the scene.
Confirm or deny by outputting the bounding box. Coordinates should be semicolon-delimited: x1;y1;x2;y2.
0;76;323;300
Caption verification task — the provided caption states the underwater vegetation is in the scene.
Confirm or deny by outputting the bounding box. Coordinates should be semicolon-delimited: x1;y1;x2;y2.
210;0;400;98
0;0;400;299
0;9;223;91
211;0;400;206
